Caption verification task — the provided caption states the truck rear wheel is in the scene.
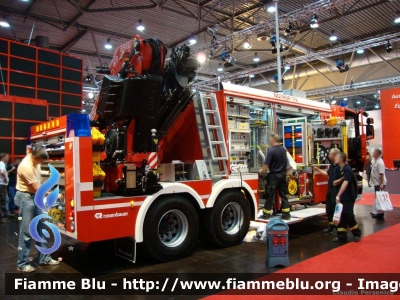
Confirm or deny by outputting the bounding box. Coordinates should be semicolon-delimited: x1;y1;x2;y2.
201;190;251;247
143;195;199;262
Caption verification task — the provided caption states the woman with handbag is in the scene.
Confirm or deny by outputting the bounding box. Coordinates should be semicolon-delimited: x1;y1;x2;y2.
370;149;387;219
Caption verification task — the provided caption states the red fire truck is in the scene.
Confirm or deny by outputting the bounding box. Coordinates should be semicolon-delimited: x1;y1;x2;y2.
28;36;372;262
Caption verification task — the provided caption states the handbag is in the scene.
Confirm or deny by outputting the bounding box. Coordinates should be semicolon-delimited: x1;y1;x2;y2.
376;191;393;212
333;203;343;225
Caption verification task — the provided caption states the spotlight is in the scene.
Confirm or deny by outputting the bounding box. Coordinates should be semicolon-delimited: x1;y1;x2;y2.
104;38;112;49
336;59;349;73
197;52;207;64
329;30;338;41
270;34;276;48
136;19;145;31
224;57;236;68
217;63;223;72
386;41;393;53
356;49;365;54
310;14;318;28
284;23;294;36
87;92;94;99
189;37;197;45
273;74;284;84
221;50;236;67
243;39;252;49
267;3;276;13
85;74;94;83
249;74;255;78
0;16;10;28
253;52;260;62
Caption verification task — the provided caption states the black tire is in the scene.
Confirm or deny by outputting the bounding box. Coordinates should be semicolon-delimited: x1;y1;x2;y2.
143;195;199;262
201;190;251;247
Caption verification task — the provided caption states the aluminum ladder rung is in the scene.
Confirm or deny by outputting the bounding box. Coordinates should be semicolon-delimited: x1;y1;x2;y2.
210;141;224;144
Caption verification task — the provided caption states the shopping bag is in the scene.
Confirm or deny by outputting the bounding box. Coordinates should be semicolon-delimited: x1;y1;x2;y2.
333;203;343;225
376;191;393;212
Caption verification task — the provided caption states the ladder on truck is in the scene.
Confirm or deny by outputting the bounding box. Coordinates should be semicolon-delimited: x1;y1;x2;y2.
196;92;229;178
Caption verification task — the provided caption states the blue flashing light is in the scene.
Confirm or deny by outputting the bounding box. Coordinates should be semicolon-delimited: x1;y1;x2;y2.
67;114;91;138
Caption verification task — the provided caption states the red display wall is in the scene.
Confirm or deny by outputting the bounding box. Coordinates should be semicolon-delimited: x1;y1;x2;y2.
381;87;400;168
0;95;48;160
0;37;83;117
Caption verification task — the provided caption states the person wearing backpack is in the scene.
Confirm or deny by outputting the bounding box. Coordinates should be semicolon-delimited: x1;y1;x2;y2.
332;152;361;243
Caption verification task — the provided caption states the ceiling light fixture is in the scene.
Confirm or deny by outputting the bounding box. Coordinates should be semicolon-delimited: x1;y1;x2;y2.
356;49;365;54
249;74;255;78
253;52;260;62
197;52;207;64
284;65;290;70
343;97;348;101
189;37;197;45
331;100;337;105
356;100;361;104
0;16;10;28
395;11;400;23
310;14;318;28
386;40;393;53
267;3;276;13
243;39;252;49
137;19;145;31
87;92;94;99
329;30;338;41
104;38;112;49
217;63;223;72
375;104;380;109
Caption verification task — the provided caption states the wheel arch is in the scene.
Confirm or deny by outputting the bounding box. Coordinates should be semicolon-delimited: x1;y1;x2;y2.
206;179;258;220
135;183;205;243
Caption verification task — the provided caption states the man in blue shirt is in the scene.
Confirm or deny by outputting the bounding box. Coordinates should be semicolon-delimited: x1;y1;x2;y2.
259;134;291;220
333;152;361;242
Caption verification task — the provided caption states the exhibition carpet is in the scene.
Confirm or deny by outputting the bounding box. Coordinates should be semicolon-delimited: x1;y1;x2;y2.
356;192;400;207
205;223;400;300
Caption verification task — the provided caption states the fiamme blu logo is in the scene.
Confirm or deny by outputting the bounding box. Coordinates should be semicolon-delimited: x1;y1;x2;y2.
29;164;62;255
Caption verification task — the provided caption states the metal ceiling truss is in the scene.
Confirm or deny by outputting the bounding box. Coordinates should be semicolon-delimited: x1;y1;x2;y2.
189;0;355;54
193;32;400;88
306;76;400;97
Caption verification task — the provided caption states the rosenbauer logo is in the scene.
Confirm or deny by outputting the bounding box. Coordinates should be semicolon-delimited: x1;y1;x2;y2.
392;94;400;99
29;164;62;255
395;104;400;109
94;212;129;219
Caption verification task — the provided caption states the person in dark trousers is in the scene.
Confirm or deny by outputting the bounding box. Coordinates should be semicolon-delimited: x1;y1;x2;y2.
313;148;341;234
370;149;387;219
259;133;291;220
333;152;361;243
365;152;372;187
7;158;21;214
